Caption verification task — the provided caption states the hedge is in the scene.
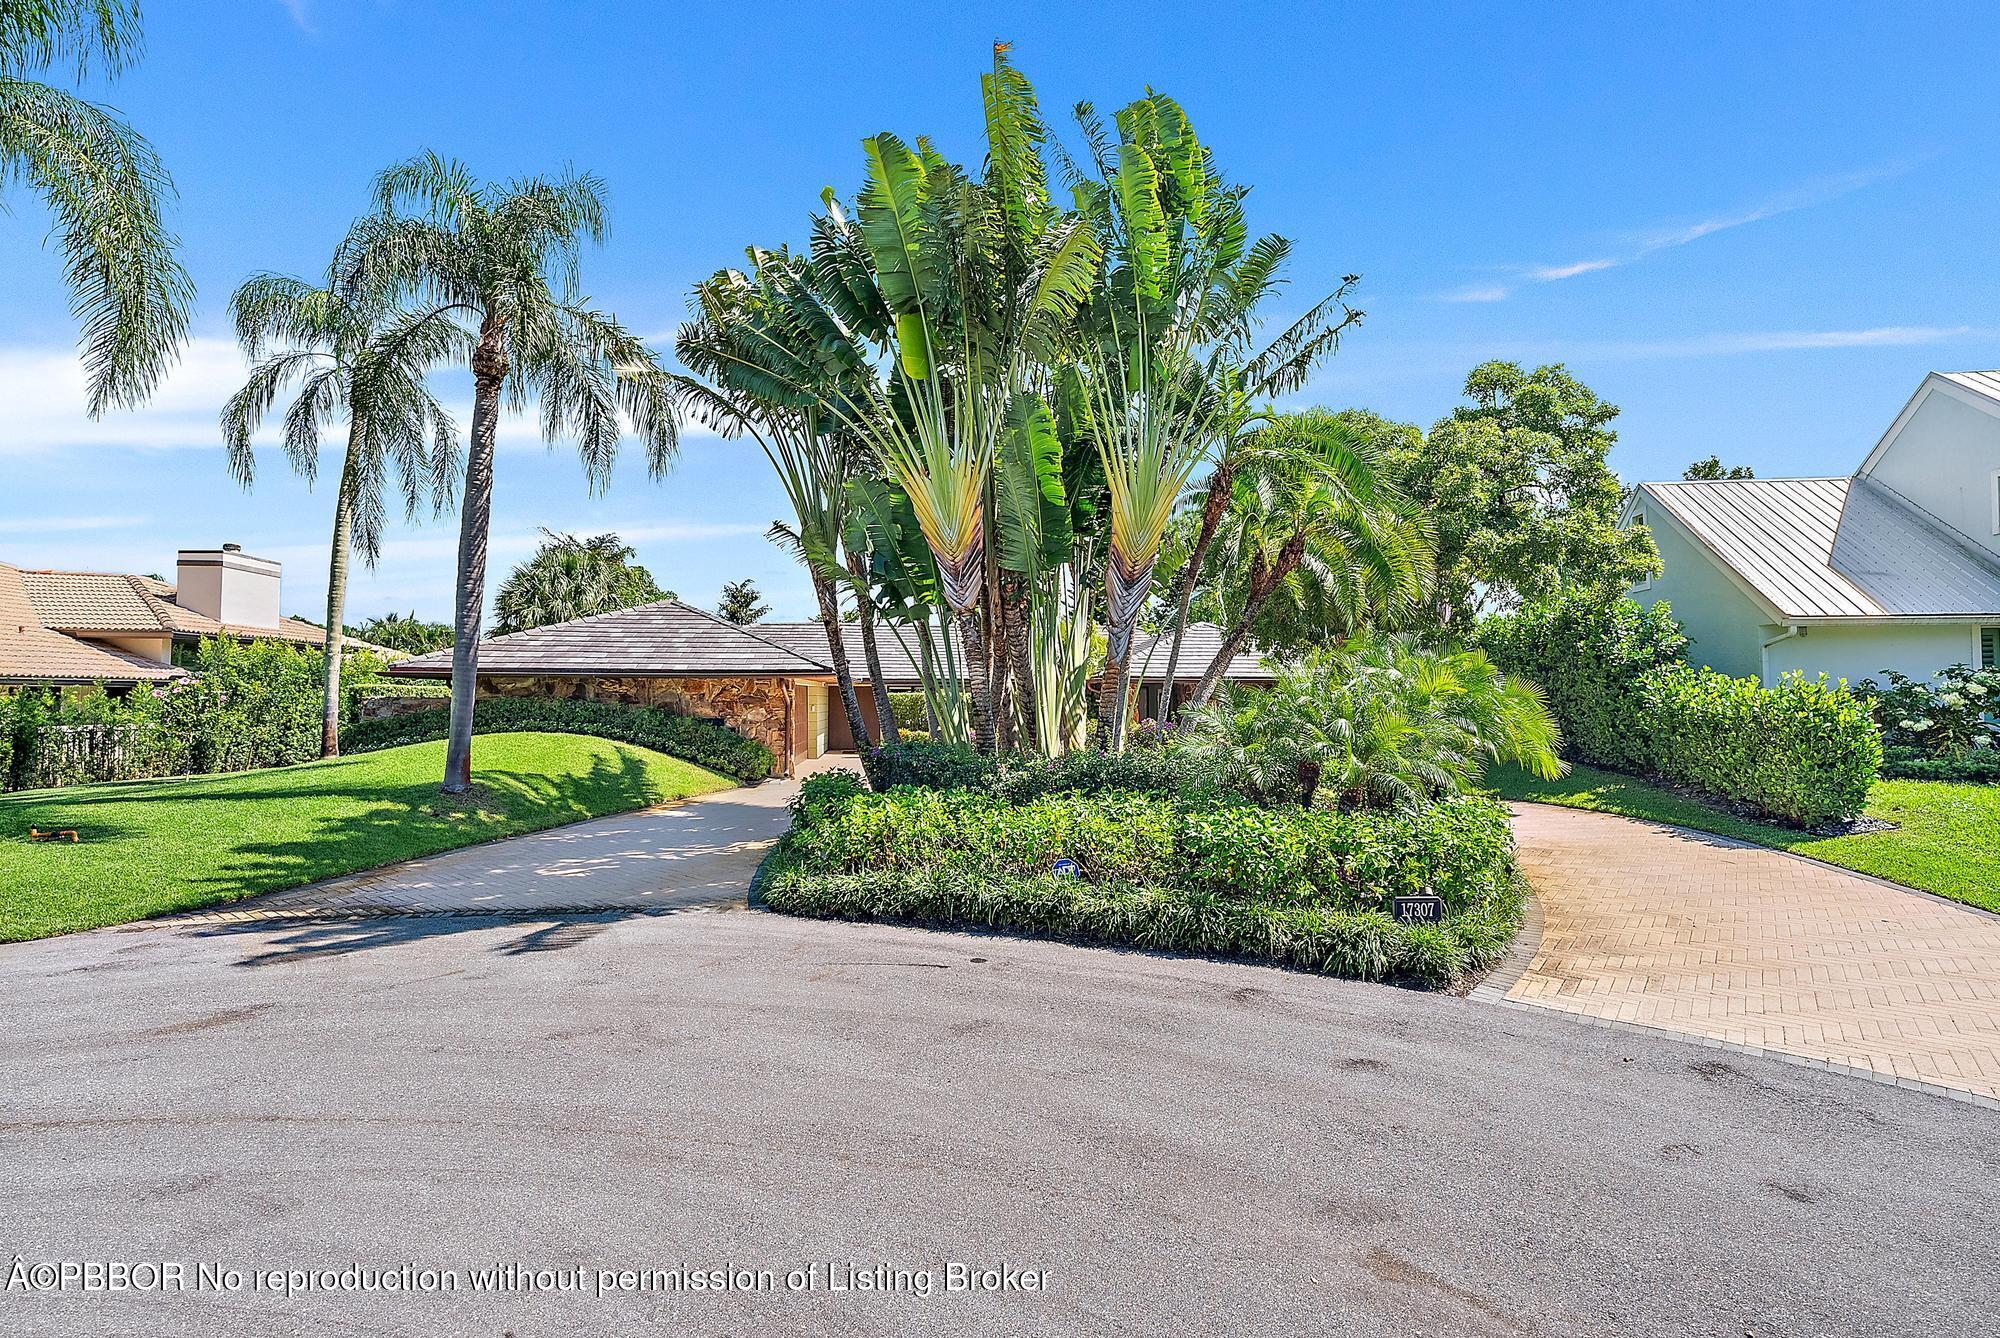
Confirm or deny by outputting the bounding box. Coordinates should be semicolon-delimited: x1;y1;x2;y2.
1478;593;1881;825
341;696;773;784
1881;746;2000;784
765;778;1520;987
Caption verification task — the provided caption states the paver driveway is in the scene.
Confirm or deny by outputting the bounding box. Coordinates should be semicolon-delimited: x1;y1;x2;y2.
189;777;801;920
1488;802;2000;1104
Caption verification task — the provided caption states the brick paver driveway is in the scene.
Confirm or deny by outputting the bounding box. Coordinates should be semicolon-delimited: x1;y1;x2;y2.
1485;802;2000;1104
188;777;804;920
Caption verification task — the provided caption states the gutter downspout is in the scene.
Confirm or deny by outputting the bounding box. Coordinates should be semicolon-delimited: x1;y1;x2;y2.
1760;624;1804;686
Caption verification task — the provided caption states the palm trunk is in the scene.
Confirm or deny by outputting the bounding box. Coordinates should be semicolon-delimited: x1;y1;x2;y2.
1159;456;1236;721
319;440;359;758
1188;533;1308;709
845;550;897;743
999;571;1035;753
958;607;995;754
1098;551;1154;751
813;572;872;752
443;318;506;795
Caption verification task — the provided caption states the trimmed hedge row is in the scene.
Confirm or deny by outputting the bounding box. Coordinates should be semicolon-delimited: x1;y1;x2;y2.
863;737;1234;805
1478;592;1881;825
762;865;1523;988
341;696;773;784
765;776;1521;987
1882;747;2000;783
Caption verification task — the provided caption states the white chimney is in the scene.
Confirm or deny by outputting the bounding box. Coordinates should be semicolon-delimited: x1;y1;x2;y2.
175;544;281;628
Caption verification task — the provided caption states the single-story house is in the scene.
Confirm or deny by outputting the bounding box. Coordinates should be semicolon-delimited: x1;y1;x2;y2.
0;544;384;689
1623;370;2000;686
1125;622;1277;720
385;600;1277;775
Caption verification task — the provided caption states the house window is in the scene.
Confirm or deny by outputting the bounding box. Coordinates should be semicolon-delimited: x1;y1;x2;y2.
1984;627;1998;670
1991;468;2000;535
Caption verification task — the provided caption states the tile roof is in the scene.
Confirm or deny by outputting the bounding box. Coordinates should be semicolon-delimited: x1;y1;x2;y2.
753;620;954;686
1636;476;2000;619
1128;622;1276;682
0;564;185;685
11;569;390;653
385;599;835;678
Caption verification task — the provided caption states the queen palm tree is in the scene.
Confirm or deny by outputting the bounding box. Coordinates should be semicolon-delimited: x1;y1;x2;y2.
342;153;680;794
220;267;461;757
2;0;191;411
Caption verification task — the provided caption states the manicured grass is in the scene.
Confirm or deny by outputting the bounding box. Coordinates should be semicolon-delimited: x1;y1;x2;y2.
1488;762;2000;913
0;734;736;942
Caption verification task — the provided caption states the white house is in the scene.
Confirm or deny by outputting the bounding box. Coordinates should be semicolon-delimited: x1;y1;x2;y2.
1622;371;2000;686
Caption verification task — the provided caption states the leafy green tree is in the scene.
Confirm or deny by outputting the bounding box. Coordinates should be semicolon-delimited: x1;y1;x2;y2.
1377;361;1658;626
343;153;680;793
1683;455;1754;480
357;611;453;655
2;0;192;411
494;531;668;634
221;265;460;757
716;578;769;625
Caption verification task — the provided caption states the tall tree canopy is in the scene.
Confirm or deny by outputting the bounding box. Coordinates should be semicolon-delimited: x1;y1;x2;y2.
1683;454;1754;480
716;579;770;625
1;0;192;411
1376;361;1657;625
494;531;668;634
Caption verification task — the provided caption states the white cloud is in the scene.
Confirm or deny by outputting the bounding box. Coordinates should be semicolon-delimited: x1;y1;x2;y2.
1440;154;1933;302
0;514;147;535
0;337;718;458
1596;325;1985;360
277;0;315;32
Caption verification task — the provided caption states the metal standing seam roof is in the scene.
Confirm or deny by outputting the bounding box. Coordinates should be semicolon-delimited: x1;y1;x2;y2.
385;599;838;679
1938;370;2000;404
1636;476;2000;619
0;563;186;685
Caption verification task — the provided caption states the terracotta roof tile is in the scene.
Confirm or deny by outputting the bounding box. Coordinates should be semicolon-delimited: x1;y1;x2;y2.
0;564;185;685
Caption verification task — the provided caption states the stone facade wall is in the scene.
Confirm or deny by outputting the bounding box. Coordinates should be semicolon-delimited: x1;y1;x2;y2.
475;674;793;775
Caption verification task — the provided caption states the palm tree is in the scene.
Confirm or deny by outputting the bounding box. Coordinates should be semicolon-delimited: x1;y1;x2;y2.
716;578;769;625
2;0;191;412
357;610;452;655
1185;413;1430;709
494;530;666;634
342;154;680;794
221;268;461;757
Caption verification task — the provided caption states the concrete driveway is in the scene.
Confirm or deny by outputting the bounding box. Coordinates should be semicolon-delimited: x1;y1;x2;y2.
3;904;1995;1336
191;778;802;920
1493;802;2000;1105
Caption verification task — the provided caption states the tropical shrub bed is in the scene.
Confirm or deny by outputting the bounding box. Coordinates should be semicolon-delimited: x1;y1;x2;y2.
1479;593;1882;825
762;772;1521;988
342;696;773;784
1852;666;2000;783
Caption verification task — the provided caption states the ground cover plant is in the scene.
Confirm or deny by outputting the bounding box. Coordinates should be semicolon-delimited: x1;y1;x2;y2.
1489;762;2000;914
762;768;1522;988
0;735;733;941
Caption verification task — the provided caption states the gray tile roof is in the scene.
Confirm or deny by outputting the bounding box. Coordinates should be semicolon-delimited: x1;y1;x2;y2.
1636;476;2000;619
385;599;834;678
1128;622;1276;682
754;620;956;687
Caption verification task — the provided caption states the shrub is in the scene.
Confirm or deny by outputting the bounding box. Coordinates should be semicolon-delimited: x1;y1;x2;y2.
344;679;452;722
341;696;773;783
1480;593;1882;824
1881;746;2000;783
1475;590;1685;773
791;769;867;826
1852;665;2000;758
861;738;995;792
987;746;1227;805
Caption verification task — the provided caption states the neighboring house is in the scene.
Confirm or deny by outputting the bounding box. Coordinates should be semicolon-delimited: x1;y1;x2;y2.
1126;623;1278;721
384;600;1276;775
1624;370;2000;685
0;544;388;688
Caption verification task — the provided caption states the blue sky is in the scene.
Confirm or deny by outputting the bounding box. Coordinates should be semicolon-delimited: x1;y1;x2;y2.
5;1;1999;623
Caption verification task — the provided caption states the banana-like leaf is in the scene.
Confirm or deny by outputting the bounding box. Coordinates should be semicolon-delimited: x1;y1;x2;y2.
995;394;1071;577
1113;145;1168;303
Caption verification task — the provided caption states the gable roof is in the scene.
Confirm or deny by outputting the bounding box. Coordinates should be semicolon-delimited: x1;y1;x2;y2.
0;564;186;685
1634;476;2000;620
753;620;950;687
11;568;387;652
1858;369;2000;476
384;599;835;679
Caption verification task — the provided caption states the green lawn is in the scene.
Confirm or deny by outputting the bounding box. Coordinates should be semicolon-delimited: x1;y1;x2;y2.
1488;762;2000;913
0;734;736;942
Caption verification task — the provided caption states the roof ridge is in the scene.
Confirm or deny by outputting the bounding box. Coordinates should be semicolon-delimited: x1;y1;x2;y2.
665;599;834;671
1847;476;2000;584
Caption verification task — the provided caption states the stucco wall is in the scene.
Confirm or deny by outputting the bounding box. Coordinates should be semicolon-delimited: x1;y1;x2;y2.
476;674;793;776
1863;386;2000;560
1764;623;1990;688
1629;503;1770;680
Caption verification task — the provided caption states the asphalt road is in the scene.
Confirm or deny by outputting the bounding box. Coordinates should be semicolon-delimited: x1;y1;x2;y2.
2;906;1994;1337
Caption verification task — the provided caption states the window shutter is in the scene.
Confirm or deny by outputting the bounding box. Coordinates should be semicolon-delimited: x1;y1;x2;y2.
1984;627;1999;670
